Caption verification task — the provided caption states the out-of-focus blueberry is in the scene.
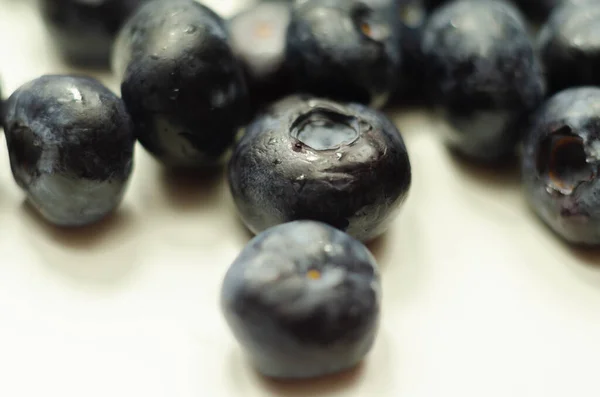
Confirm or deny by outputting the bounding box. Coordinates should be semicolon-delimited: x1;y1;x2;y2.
221;220;381;379
538;3;600;95
522;87;600;245
228;95;411;242
228;1;294;113
2;75;135;227
39;0;149;67
391;0;429;103
113;0;249;168
422;0;545;162
286;0;401;108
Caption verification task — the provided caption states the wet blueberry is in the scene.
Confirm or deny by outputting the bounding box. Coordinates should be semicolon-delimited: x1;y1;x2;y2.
286;0;401;108
522;87;600;245
228;95;411;242
221;220;381;379
228;1;293;113
538;3;600;95
39;0;149;66
2;75;135;227
113;0;249;168
422;0;545;162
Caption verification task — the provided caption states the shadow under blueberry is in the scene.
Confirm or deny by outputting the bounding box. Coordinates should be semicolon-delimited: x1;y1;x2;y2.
366;232;390;266
19;200;132;249
254;363;364;397
448;149;521;190
159;165;226;212
19;201;142;286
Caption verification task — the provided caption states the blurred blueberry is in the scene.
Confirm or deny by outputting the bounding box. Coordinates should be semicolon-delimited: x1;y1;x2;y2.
538;2;600;94
228;1;294;113
2;75;135;226
286;0;401;107
39;0;149;67
422;0;545;162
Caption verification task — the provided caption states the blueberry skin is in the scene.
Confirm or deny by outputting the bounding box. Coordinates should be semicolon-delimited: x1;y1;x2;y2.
113;0;249;168
229;95;411;242
39;0;148;67
2;75;135;227
228;1;293;113
422;0;545;162
286;0;401;108
522;87;600;245
538;3;600;95
392;0;429;103
221;220;381;379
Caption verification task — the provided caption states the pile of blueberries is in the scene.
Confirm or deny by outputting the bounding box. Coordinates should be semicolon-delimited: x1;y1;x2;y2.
1;0;600;380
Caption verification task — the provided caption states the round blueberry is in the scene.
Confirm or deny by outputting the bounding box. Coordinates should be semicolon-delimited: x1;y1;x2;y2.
2;75;135;227
286;0;401;108
228;1;294;112
228;95;411;242
522;87;600;245
113;0;249;168
538;2;600;95
39;0;149;67
221;220;381;379
422;0;545;162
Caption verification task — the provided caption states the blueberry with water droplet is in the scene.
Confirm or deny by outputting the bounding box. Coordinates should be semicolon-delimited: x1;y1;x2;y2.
2;75;135;226
113;0;249;168
422;0;545;162
228;95;411;242
39;0;149;66
221;220;381;379
522;87;600;245
286;0;401;107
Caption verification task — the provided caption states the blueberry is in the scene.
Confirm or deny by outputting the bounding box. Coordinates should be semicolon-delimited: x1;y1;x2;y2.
392;0;429;103
2;75;135;227
228;95;411;242
422;0;545;162
521;87;600;245
538;3;600;95
39;0;148;66
221;220;381;379
228;1;293;113
113;0;249;168
286;0;401;107
512;0;594;21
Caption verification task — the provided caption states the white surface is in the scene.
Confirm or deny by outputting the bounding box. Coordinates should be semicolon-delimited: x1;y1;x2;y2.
1;1;600;397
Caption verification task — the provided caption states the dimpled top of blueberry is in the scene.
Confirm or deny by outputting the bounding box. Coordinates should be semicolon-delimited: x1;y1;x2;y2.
422;0;544;112
222;220;380;346
229;95;411;241
291;109;360;150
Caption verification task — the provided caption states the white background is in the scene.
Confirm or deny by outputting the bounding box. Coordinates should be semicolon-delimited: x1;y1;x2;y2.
1;1;600;396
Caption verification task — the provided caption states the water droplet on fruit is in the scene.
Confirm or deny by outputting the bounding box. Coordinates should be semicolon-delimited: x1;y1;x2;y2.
273;159;281;165
184;25;197;34
150;54;159;60
336;152;343;160
268;137;277;145
169;88;180;100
